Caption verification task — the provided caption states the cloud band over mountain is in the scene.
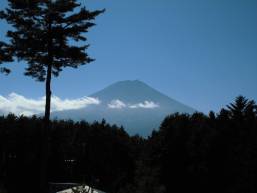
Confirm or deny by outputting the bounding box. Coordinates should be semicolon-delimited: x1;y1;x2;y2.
0;93;159;116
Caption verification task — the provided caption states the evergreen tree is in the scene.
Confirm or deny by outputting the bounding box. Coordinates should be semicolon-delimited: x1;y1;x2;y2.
226;95;257;120
0;1;104;192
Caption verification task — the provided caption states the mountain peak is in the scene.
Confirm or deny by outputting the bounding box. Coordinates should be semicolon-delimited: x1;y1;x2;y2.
109;79;148;87
53;80;196;136
90;80;163;103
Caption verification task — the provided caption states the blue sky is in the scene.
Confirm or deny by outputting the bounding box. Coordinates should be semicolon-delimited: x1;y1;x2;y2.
0;0;257;113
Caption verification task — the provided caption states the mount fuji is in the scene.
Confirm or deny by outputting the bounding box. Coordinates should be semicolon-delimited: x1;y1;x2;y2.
51;80;196;136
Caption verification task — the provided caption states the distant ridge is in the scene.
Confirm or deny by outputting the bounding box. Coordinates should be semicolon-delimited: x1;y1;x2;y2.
51;80;196;136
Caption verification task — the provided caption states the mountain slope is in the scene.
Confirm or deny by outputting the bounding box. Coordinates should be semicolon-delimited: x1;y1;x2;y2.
51;80;196;136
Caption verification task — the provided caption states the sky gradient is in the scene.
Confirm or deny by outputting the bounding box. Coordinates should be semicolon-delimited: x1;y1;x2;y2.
0;0;257;113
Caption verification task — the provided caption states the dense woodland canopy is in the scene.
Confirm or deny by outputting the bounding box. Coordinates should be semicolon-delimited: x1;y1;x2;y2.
0;95;257;193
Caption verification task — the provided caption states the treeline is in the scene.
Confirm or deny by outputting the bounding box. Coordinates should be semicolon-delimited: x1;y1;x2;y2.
0;96;257;193
0;116;137;193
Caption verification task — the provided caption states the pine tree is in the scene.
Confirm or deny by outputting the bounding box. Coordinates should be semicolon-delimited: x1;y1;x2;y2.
227;96;257;120
0;1;104;192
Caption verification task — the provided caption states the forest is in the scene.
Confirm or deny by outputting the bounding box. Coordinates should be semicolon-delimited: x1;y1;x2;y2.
0;95;257;193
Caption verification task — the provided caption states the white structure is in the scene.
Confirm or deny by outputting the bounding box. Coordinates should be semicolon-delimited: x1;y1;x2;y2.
57;185;106;193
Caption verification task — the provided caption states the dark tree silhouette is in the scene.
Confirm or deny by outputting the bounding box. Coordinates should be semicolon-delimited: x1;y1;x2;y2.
0;42;13;74
0;1;104;192
1;96;257;193
226;95;257;120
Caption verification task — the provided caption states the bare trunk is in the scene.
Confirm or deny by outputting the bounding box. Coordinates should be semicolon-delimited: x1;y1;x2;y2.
45;64;52;122
40;63;52;193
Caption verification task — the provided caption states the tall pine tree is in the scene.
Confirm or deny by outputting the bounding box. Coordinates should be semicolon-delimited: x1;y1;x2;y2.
0;1;104;192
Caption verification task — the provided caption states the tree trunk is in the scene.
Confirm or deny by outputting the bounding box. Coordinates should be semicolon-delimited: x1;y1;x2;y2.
45;62;52;124
40;12;53;193
40;62;52;193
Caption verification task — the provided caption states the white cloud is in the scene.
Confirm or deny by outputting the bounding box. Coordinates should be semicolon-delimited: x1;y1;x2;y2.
129;101;159;109
107;99;159;109
108;99;127;109
0;92;100;116
51;95;100;111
